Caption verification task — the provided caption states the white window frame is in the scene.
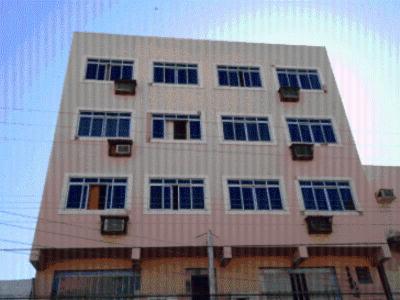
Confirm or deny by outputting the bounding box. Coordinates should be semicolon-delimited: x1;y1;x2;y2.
222;176;288;215
272;65;326;94
144;175;210;215
214;63;266;91
149;110;206;144
59;173;133;215
217;112;276;145
150;59;202;88
73;108;135;141
82;55;136;83
295;177;362;215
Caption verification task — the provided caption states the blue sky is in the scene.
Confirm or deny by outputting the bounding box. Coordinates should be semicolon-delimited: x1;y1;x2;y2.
0;0;399;280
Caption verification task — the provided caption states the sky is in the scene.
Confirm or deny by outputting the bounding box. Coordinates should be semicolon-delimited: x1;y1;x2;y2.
0;0;399;280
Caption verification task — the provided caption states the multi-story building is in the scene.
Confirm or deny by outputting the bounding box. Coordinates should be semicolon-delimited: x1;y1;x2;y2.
30;32;400;299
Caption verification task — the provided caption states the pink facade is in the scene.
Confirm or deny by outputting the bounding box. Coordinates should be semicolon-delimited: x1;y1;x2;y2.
30;32;400;299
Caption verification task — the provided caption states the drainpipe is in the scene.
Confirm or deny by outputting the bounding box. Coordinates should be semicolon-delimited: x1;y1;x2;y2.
377;261;393;300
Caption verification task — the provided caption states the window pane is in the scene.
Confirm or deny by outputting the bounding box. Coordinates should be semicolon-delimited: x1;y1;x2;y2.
85;63;97;79
154;67;163;82
229;187;242;209
173;120;187;139
229;71;239;86
78;117;91;136
105;119;118;137
179;187;191;209
242;188;254;210
177;69;187;84
112;186;126;208
311;125;324;143
97;65;105;80
299;74;311;89
255;188;269;210
118;119;130;137
258;123;270;141
165;68;175;83
277;73;289;87
234;123;246;141
150;186;162;209
268;187;283;209
315;188;329;210
91;118;103;136
288;74;299;88
188;69;198;84
163;186;171;209
122;65;133;80
246;123;259;141
250;72;262;87
340;188;355;210
223;122;234;140
288;124;301;142
189;121;201;139
309;74;321;89
218;70;228;86
323;125;336;143
110;65;121;80
300;124;312;142
66;185;82;208
152;119;164;138
327;189;343;211
243;72;251;87
301;187;316;210
192;187;205;209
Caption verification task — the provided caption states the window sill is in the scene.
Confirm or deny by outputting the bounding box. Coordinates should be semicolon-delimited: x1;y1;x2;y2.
144;209;210;215
149;82;203;89
214;86;266;91
301;210;362;216
221;141;276;146
74;136;133;141
150;139;206;144
58;209;129;215
226;209;289;215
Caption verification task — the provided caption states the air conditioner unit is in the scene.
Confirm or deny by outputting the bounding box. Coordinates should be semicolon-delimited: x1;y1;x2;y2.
305;216;333;234
376;188;396;204
290;143;314;160
114;79;137;95
108;139;133;157
387;230;400;247
278;86;300;102
101;216;129;235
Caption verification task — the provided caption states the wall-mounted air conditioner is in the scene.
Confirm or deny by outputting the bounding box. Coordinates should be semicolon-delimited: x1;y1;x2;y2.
114;79;137;95
108;139;133;157
100;216;129;235
290;143;314;161
375;188;396;204
278;86;300;102
305;216;333;234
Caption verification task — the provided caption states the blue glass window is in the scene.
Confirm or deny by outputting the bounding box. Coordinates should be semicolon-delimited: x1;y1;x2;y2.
153;62;198;85
276;68;322;90
77;111;131;138
151;114;201;140
299;181;356;212
66;178;127;210
85;58;134;81
149;179;205;210
227;180;283;211
222;116;271;142
217;66;262;87
287;118;336;144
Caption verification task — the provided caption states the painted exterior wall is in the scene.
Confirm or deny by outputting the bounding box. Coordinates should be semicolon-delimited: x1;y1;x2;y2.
30;32;399;298
32;32;386;250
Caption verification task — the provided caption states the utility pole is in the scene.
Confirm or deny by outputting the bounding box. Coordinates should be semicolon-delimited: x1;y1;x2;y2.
207;230;216;299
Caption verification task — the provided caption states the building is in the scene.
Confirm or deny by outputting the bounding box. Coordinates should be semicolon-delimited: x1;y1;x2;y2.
30;32;400;299
0;279;33;300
